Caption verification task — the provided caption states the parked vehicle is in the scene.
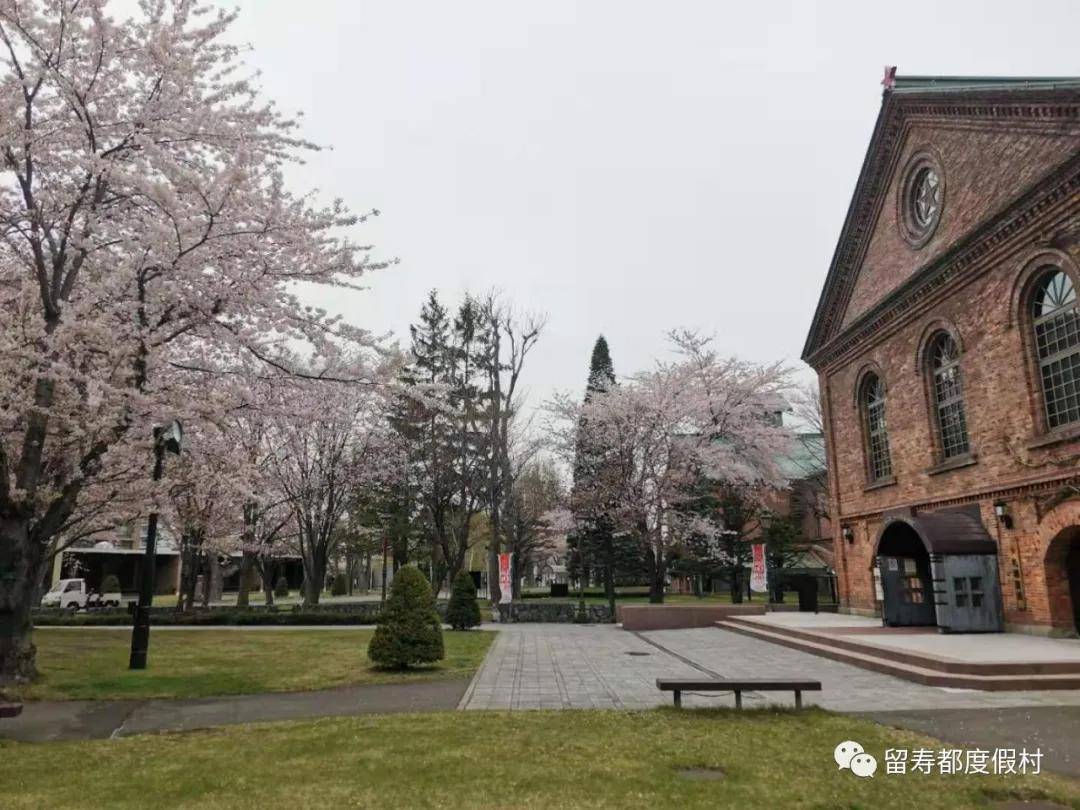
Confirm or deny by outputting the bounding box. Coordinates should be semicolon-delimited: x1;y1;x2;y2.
41;578;125;610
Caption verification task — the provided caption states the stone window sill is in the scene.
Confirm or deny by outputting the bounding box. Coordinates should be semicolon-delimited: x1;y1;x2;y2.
863;476;897;493
926;453;978;476
1026;423;1080;451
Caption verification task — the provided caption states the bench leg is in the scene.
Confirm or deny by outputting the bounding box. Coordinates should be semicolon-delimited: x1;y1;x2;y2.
674;690;681;709
734;690;742;710
795;690;802;710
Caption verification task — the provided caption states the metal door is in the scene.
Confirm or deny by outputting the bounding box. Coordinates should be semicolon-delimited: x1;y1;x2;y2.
878;555;935;626
936;554;1004;632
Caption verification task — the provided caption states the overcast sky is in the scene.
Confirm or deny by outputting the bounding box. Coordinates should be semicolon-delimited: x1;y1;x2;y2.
219;0;1079;406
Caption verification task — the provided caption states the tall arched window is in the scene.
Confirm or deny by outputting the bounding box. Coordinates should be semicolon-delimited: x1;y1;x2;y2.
1032;268;1080;430
861;373;893;482
928;332;970;459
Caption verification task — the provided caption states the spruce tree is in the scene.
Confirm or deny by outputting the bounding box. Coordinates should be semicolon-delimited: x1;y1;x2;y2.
390;291;491;591
446;571;482;630
569;336;625;618
368;566;445;668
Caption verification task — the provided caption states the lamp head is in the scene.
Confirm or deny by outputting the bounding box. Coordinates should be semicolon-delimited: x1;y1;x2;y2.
993;501;1013;529
155;420;183;455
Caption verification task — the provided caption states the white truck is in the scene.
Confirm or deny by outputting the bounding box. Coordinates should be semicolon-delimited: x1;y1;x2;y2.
41;578;124;610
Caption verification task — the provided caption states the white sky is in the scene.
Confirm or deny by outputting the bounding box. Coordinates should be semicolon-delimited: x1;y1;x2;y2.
216;0;1080;405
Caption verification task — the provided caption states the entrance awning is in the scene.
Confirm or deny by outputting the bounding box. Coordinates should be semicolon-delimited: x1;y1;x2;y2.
879;508;998;555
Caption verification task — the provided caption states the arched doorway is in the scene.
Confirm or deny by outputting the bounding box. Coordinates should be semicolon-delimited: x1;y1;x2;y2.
1045;526;1080;635
876;521;936;626
874;507;1003;632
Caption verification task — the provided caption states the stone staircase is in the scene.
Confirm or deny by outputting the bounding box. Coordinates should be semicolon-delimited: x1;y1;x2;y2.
717;616;1080;691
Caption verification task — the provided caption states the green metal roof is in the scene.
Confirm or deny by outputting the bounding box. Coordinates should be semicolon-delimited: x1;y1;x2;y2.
778;432;826;480
892;74;1080;94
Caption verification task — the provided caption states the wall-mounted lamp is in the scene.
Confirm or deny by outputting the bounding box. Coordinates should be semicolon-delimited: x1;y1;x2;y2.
842;525;855;545
994;501;1014;530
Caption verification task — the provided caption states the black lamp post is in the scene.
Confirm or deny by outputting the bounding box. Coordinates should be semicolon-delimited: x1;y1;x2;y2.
129;420;183;670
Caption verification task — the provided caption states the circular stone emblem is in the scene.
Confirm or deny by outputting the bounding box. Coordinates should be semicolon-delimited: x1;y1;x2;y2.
898;152;945;248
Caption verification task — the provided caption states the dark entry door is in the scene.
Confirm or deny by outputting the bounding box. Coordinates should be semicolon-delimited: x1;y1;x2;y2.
1068;543;1080;634
878;555;935;626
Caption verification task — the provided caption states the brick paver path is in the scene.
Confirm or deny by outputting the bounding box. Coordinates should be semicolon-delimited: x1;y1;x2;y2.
460;624;1080;712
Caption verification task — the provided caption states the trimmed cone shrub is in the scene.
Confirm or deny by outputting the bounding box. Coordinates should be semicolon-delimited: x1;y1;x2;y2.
368;566;444;668
274;577;289;598
101;574;121;594
446;571;482;630
331;573;348;596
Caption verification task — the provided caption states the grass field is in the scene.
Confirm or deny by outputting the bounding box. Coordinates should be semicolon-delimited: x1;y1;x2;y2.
2;708;1076;809
13;628;494;701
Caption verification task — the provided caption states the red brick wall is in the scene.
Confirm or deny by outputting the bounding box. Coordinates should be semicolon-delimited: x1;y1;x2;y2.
817;122;1080;633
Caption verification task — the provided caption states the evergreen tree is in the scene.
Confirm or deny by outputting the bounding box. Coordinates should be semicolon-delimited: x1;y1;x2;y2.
568;336;630;617
368;566;445;668
446;571;482;630
391;291;491;593
762;513;803;603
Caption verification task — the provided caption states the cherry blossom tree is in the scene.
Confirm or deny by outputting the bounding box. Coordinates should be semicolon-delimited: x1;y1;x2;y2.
549;332;793;602
166;421;247;611
0;1;388;684
267;357;397;606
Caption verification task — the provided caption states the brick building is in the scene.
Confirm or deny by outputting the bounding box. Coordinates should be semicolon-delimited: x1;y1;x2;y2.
803;73;1080;636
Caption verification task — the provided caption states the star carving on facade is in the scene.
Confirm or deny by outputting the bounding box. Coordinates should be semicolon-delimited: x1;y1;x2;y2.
914;169;940;226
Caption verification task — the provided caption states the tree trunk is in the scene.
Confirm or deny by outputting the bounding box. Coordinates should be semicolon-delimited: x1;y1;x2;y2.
730;569;744;604
603;536;616;620
235;550;255;608
646;544;665;604
302;546;327;606
260;559;276;607
201;554;222;608
487;542;500;606
0;515;41;685
510;550;520;600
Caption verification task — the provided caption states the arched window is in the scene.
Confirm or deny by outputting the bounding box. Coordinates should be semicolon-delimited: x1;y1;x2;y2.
928;332;970;459
861;373;893;482
1032;268;1080;430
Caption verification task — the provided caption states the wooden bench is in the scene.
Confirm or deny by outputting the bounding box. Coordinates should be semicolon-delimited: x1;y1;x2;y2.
656;678;821;709
0;702;24;720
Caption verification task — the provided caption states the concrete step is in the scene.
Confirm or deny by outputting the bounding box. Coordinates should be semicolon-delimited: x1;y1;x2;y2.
720;616;1080;676
716;620;1080;691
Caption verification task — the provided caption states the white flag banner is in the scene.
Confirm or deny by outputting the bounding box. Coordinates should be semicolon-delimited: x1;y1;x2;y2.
750;543;768;593
498;553;513;604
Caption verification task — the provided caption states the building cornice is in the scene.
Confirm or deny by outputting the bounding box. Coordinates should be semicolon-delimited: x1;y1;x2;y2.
837;469;1080;524
802;88;1080;366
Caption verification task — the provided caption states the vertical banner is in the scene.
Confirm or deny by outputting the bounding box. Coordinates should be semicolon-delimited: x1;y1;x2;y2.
750;543;768;593
498;552;513;604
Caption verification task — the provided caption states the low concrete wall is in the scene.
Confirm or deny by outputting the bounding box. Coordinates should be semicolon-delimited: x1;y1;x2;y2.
617;603;766;631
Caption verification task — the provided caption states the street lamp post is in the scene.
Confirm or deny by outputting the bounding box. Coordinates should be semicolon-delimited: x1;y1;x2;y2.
129;420;183;670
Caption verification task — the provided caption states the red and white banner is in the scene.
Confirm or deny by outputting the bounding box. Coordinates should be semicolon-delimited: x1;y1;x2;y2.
750;543;768;593
498;552;513;604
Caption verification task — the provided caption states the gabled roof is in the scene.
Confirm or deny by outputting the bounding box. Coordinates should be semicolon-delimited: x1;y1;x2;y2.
777;432;825;480
892;75;1080;93
802;73;1080;365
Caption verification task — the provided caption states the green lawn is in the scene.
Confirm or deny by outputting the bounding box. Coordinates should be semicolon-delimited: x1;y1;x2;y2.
14;628;493;701
2;709;1076;809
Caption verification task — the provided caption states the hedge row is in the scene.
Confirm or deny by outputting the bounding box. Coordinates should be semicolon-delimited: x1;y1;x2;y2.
32;601;442;627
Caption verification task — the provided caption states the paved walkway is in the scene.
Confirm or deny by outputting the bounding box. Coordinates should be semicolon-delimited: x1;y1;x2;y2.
460;624;1080;776
0;679;469;742
462;624;1080;712
739;612;1080;663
